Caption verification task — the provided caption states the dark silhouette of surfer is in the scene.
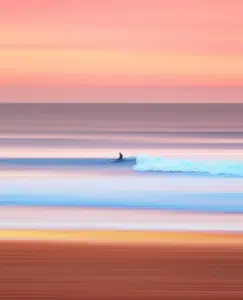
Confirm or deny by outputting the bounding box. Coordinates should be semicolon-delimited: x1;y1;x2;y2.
117;152;123;161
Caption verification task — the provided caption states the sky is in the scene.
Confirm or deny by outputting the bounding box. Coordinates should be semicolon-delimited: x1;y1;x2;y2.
0;0;242;103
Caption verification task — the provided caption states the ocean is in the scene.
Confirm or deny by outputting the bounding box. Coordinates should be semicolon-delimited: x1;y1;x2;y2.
1;103;243;231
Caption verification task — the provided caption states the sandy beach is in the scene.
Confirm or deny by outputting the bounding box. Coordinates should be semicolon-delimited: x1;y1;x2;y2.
0;232;243;300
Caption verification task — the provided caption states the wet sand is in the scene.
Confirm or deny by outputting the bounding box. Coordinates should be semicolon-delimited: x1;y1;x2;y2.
0;237;243;299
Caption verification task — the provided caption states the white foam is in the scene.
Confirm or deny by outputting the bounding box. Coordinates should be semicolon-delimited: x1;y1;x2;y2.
134;155;243;176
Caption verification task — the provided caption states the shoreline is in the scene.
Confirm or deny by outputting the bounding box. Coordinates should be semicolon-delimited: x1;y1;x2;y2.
0;206;243;232
0;229;243;245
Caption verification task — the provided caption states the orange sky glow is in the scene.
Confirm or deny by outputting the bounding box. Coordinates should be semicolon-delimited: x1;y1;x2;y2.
0;0;242;102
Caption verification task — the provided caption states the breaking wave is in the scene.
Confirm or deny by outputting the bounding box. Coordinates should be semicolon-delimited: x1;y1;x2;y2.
134;155;243;176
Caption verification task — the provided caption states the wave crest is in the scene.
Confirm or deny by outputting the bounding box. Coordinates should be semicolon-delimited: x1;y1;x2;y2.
134;155;243;176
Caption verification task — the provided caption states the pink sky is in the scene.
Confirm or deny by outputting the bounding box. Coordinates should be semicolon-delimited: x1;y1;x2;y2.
0;0;242;102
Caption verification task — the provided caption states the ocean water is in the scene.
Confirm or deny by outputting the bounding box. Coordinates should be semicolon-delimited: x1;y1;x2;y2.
1;103;243;231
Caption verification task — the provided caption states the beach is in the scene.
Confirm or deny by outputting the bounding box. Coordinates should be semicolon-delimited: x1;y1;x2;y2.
0;236;243;300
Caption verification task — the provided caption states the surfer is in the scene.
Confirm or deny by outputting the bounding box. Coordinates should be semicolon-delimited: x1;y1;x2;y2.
109;152;124;163
117;152;123;161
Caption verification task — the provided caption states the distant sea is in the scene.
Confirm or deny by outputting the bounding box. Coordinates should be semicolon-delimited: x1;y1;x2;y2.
0;104;243;225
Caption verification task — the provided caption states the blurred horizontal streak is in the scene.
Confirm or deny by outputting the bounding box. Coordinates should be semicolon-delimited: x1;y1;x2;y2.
0;229;243;245
0;207;242;232
1;50;243;76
